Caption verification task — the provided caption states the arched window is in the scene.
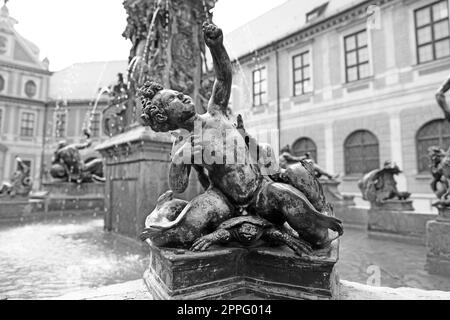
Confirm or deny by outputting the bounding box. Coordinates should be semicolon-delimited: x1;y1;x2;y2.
25;80;37;98
344;130;379;175
292;137;317;162
416;119;450;173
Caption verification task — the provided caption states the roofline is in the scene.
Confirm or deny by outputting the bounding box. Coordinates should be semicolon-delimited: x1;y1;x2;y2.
233;0;391;64
53;60;128;73
0;60;52;75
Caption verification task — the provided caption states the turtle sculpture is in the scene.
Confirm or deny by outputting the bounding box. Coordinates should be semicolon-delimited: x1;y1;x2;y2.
190;215;313;256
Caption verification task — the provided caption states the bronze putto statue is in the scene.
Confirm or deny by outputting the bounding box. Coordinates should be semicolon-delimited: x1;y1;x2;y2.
0;157;33;198
436;74;450;122
428;146;450;207
139;22;343;256
358;160;411;205
50;130;105;183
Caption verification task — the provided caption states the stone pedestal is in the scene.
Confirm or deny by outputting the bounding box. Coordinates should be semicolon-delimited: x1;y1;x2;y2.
143;241;339;300
426;207;450;276
367;200;437;245
96;126;202;240
320;179;355;207
41;181;104;214
320;179;367;228
0;198;45;223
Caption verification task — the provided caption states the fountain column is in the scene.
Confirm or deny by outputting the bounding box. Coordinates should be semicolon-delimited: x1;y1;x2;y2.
96;0;217;239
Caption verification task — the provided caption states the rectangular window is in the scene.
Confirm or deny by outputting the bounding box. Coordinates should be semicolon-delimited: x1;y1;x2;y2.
20;112;35;137
17;159;31;171
344;30;370;82
90;112;101;138
415;0;450;64
252;67;267;106
55;111;66;138
293;51;311;96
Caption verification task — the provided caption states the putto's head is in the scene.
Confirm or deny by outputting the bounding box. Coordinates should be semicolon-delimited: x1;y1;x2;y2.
139;81;196;132
280;145;291;154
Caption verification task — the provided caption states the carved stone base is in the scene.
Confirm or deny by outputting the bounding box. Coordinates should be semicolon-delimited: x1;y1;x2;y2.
426;207;450;276
0;199;45;223
368;202;435;245
143;241;339;300
41;182;104;214
96;127;203;240
334;206;368;229
371;199;414;211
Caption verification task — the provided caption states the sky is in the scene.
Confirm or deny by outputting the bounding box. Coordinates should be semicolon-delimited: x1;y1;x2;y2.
7;0;287;71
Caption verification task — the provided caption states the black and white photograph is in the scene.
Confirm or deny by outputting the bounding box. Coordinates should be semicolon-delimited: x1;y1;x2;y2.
1;0;450;304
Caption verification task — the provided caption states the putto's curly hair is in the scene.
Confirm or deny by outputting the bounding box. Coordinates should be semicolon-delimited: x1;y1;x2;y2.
138;80;172;132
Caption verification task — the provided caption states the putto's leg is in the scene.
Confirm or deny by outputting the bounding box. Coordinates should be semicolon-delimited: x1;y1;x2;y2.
143;188;234;248
263;227;312;257
191;229;232;252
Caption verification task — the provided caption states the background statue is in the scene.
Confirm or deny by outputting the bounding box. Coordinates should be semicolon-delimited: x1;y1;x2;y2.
50;130;105;183
358;160;411;205
0;156;32;198
103;73;129;137
428;146;450;207
279;145;339;180
139;22;343;256
436;74;450;122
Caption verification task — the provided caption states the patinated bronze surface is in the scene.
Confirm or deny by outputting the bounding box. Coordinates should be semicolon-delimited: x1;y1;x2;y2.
139;22;343;256
0;157;32;198
436;74;450;122
358;160;411;205
50;131;105;183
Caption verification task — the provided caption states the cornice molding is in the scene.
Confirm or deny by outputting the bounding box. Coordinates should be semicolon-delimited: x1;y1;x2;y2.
236;0;395;64
0;94;46;106
0;60;52;76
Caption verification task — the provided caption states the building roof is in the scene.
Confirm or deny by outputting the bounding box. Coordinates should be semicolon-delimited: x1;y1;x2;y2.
224;0;367;60
0;4;49;71
49;60;128;101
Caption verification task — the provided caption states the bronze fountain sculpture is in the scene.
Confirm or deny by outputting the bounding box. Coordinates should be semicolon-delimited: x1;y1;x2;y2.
139;22;343;256
0;156;32;198
428;146;450;207
49;129;105;183
358;160;411;205
436;73;450;122
278;145;339;180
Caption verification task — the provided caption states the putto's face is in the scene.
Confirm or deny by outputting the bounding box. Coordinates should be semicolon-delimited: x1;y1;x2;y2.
155;89;196;122
144;89;196;132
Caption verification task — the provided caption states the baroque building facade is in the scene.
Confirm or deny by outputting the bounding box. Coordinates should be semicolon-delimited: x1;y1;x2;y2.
227;0;450;202
0;5;51;188
0;4;127;187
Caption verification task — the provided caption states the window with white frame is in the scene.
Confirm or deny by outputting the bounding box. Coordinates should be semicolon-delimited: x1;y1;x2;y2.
252;66;267;106
414;0;450;64
344;30;370;82
20;112;35;137
55;111;67;138
293;51;311;96
90;111;101;138
25;80;37;98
